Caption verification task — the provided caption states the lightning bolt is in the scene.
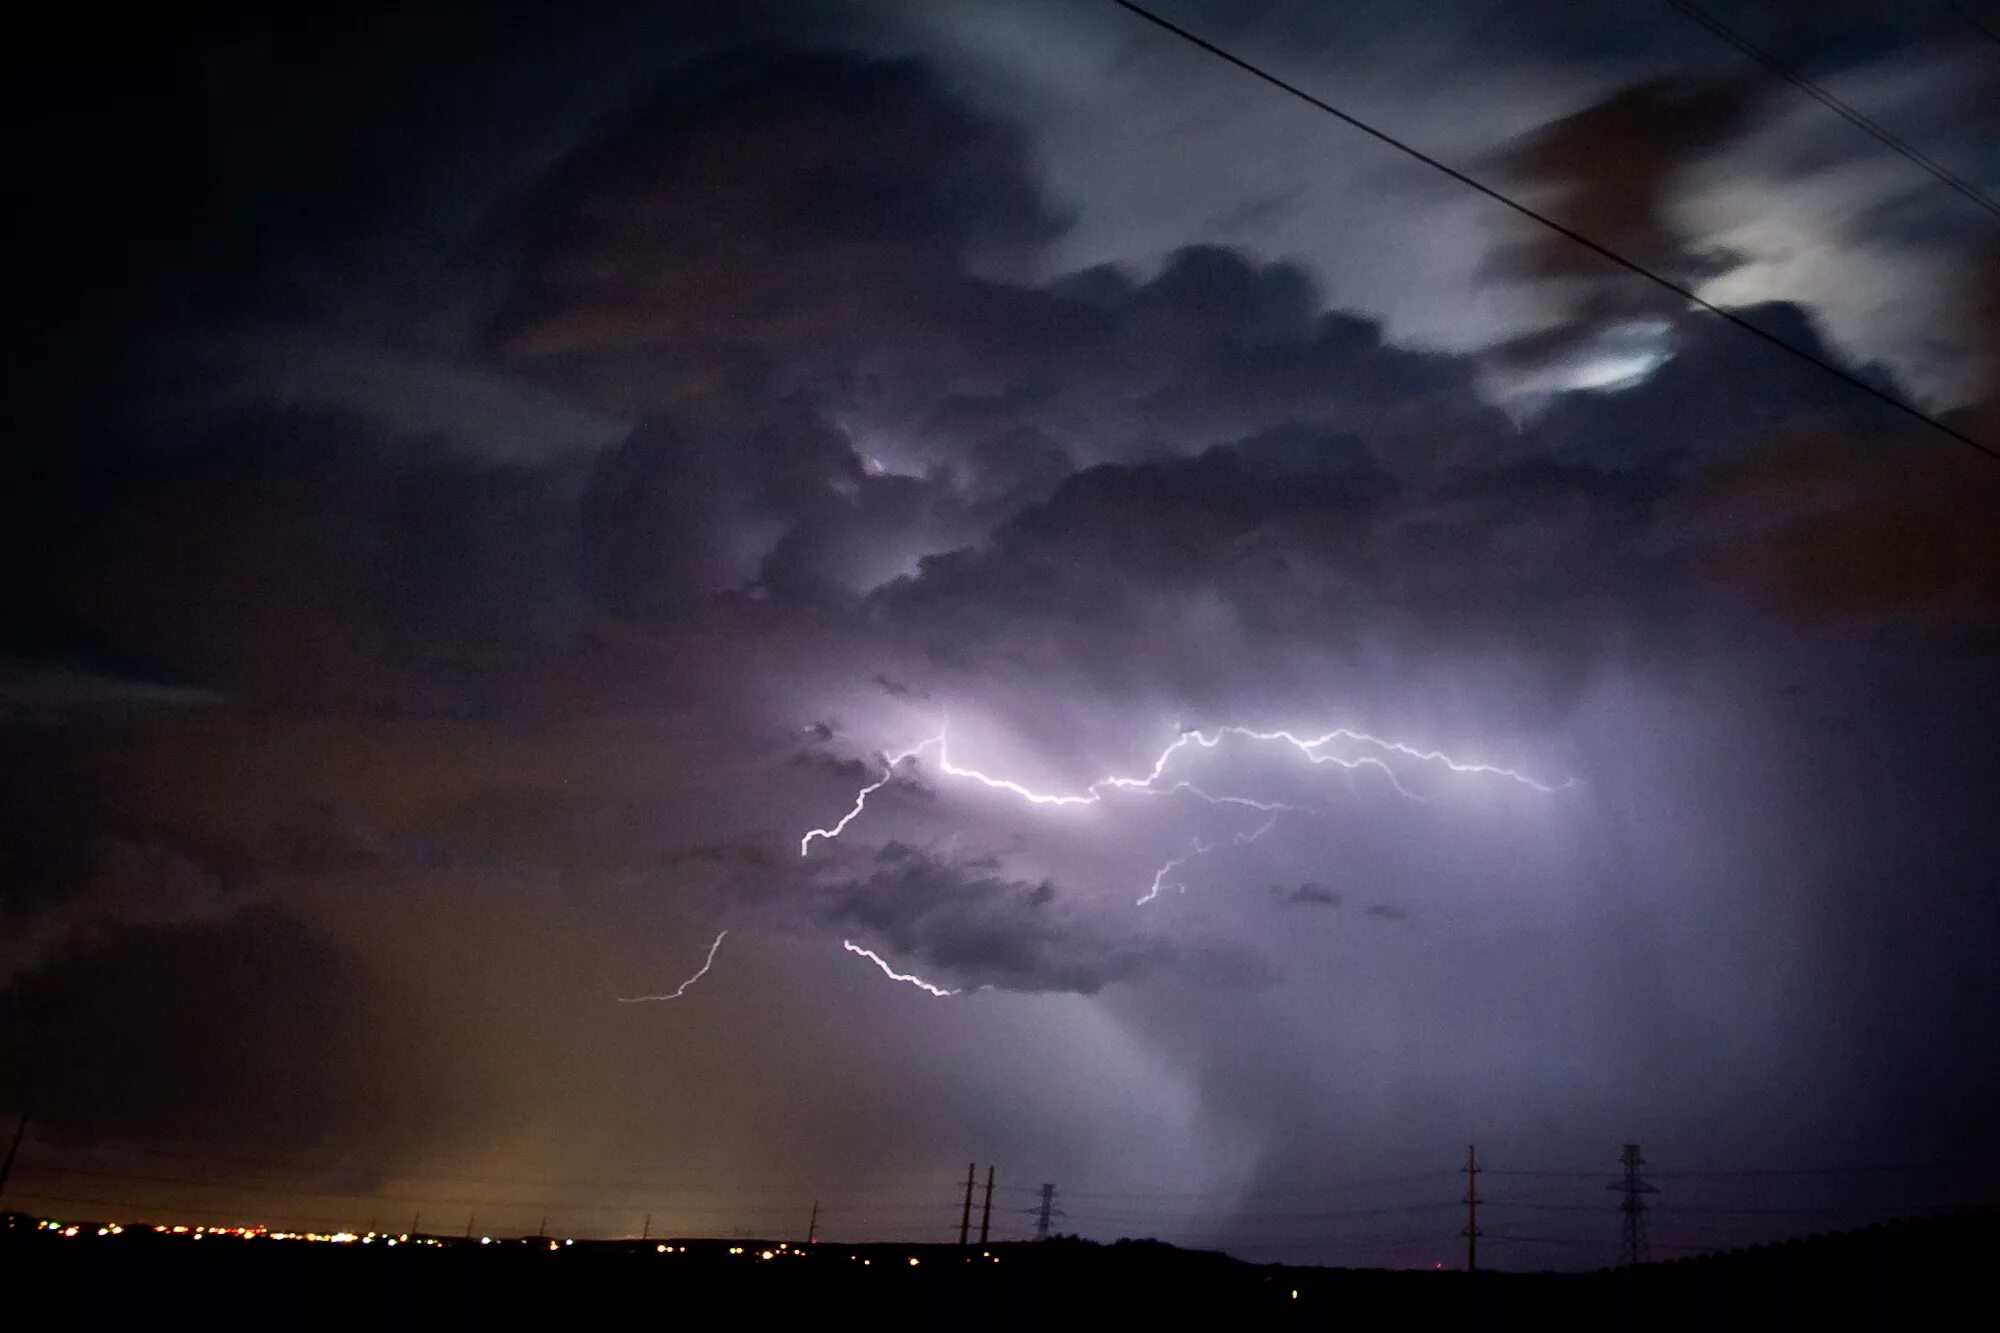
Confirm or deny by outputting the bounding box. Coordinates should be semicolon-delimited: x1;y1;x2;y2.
616;930;728;1003
842;939;960;997
802;720;1567;855
806;719;1570;960
800;738;942;855
1137;813;1282;907
1196;725;1571;796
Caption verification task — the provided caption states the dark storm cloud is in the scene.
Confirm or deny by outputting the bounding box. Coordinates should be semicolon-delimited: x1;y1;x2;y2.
823;842;1260;995
577;407;862;608
1197;186;1303;237
862;438;1666;725
788;751;940;817
0;727;262;980
1362;903;1409;922
1971;242;2000;404
484;47;1873;698
13;406;582;712
492;49;1066;412
477;45;1980;750
0;907;408;1147
1281;883;1340;908
5;32;1933;995
1693;421;2000;640
661;841;778;873
6;31;1970;1007
494;48;1531;608
873;673;933;702
0;591;225;716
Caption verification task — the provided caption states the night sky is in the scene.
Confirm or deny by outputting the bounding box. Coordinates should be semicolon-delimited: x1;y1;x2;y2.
4;0;1997;1266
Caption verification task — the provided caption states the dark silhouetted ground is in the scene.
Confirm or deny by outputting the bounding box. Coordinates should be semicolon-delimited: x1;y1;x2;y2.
7;1209;1992;1328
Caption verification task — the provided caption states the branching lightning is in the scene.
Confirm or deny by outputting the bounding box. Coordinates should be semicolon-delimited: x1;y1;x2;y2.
800;738;941;855
842;939;960;997
1138;726;1571;801
617;930;728;1003
1137;813;1282;907
802;720;1566;857
808;718;1571;988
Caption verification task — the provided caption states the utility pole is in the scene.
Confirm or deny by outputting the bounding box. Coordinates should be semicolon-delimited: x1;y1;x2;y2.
0;1113;28;1203
1610;1144;1657;1268
959;1162;976;1246
1462;1143;1481;1273
807;1199;819;1245
1031;1184;1061;1241
979;1167;994;1245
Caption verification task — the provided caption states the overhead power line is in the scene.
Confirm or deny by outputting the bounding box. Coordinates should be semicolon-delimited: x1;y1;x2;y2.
1647;1161;2000;1179
1061;1201;1462;1225
1103;0;1999;466
1488;1160;1994;1179
996;1170;1453;1200
1943;2;2000;50
1483;1197;1970;1217
1665;0;2000;221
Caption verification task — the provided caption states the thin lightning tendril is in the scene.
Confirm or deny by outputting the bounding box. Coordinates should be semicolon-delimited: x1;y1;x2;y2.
1137;813;1282;907
616;930;728;1003
842;940;960;997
